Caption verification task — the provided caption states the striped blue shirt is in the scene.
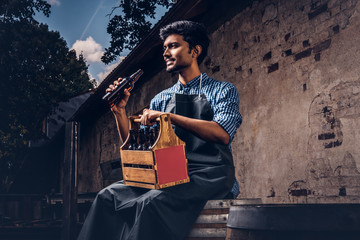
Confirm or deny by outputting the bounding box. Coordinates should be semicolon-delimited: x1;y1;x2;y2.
150;73;242;143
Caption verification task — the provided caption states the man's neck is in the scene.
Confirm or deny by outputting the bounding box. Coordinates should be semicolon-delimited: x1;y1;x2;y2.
178;64;201;85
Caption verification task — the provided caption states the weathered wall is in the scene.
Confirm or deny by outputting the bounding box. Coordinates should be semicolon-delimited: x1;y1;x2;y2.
77;112;120;193
77;0;360;203
205;0;360;202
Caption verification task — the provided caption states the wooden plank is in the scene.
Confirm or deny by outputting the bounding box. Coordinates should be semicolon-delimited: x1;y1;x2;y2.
188;228;227;238
158;178;190;189
195;214;228;224
203;199;262;209
124;181;156;189
192;223;227;228
120;150;154;165
201;208;229;215
122;167;156;184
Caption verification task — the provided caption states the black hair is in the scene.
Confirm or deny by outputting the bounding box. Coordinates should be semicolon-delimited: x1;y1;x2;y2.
159;20;210;64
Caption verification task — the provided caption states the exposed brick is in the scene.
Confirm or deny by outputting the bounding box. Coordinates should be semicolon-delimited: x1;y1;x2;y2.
268;62;279;73
233;41;239;50
204;58;212;69
323;106;331;115
212;65;220;73
324;140;342;149
303;39;310;47
267;187;275;197
283;49;292;57
318;132;335;140
308;3;328;20
284;33;291;42
311;0;321;10
288;181;310;196
332;25;340;34
263;51;272;61
294;48;312;61
313;39;331;53
339;187;347;196
289;189;310;196
234;66;242;72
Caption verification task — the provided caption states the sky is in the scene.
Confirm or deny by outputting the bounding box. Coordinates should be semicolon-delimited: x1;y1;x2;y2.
35;0;168;84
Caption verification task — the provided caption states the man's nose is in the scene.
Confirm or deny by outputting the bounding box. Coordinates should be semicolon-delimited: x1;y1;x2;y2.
163;48;170;57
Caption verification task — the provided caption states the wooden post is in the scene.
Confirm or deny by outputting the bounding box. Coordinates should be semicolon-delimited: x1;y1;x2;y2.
62;121;79;240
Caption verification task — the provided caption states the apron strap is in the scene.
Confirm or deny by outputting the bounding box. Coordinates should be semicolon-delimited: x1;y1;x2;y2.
198;73;203;98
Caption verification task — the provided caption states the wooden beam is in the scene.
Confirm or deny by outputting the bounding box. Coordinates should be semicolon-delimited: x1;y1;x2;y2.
62;122;79;240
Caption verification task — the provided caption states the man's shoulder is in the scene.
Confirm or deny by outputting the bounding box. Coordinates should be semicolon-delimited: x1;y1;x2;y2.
204;75;237;91
152;83;177;101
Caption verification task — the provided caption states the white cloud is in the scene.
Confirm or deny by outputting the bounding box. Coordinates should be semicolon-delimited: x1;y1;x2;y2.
47;0;60;6
71;36;104;63
97;57;126;82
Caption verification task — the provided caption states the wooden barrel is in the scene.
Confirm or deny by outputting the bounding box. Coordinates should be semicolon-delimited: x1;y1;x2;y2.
226;203;360;240
187;199;262;240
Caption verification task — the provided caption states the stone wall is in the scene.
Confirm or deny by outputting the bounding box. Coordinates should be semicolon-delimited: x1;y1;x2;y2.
204;0;360;203
77;0;360;203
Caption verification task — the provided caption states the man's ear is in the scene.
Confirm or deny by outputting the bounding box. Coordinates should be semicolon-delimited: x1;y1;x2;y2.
192;45;202;58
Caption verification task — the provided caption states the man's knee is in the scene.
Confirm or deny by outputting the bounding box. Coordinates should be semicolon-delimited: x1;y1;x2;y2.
97;182;126;201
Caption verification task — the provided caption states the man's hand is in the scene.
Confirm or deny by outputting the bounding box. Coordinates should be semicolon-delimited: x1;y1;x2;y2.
140;109;163;126
106;78;131;113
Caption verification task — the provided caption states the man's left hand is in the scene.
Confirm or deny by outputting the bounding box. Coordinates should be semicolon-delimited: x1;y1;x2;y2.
140;109;163;126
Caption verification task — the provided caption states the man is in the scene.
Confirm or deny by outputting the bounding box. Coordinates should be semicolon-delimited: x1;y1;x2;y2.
78;20;242;240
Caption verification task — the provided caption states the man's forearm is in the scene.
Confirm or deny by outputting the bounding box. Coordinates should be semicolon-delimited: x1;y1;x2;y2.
169;113;230;145
112;107;129;142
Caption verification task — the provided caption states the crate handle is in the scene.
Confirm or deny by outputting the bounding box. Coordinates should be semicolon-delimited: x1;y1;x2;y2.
133;117;161;123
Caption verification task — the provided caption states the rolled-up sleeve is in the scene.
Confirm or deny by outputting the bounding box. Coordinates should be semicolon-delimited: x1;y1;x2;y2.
212;82;242;142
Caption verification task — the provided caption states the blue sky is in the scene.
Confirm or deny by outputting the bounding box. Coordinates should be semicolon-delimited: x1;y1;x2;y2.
35;0;168;84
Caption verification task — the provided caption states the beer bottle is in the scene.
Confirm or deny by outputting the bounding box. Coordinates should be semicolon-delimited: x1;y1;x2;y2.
148;127;156;150
103;69;144;107
127;129;137;150
137;128;146;151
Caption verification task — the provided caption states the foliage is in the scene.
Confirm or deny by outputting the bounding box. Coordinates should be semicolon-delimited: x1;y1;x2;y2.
0;0;51;23
0;0;94;192
102;0;173;64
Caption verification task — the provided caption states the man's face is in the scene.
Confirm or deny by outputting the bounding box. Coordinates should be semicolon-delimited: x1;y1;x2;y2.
163;34;194;73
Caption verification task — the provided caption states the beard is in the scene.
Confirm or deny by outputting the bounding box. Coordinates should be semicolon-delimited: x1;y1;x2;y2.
166;64;185;73
165;59;190;73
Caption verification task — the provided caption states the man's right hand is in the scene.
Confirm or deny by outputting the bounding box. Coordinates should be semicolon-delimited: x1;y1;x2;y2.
106;78;131;112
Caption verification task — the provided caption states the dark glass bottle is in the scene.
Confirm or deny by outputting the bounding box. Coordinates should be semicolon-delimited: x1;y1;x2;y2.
137;128;146;151
102;69;144;107
144;126;150;150
127;129;137;150
147;127;156;150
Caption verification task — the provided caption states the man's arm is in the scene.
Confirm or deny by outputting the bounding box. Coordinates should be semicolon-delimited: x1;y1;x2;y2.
170;113;230;144
112;105;129;142
107;80;131;142
142;81;242;145
140;109;230;145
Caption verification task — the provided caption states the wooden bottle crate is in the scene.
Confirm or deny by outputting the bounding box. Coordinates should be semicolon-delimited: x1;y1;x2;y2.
120;114;190;189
